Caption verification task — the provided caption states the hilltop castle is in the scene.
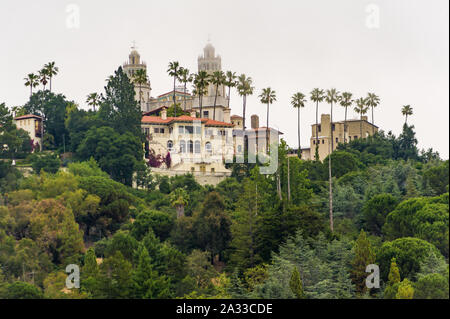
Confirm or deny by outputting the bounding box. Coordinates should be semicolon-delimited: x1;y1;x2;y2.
124;42;282;185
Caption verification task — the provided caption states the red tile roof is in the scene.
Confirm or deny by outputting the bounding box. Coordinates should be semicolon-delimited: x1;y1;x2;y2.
14;114;43;120
142;115;234;127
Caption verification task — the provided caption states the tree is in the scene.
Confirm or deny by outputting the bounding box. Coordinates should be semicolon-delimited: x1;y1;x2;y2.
77;126;144;186
38;68;49;91
97;251;132;298
351;230;376;295
131;210;174;241
133;69;148;110
365;93;380;134
414;273;449;299
225;71;237;108
98;66;142;137
289;267;304;299
29;199;84;265
377;237;443;281
325;88;340;233
86;93;101;112
2;281;43;299
291;92;307;158
401;105;413;124
354;98;369;138
362;193;398;236
193;192;231;261
237;74;254;154
132;245;171;299
43;62;59;92
169;188;189;218
259;87;277;153
339;92;353;143
210;71;226;120
396;279;414;299
193;71;210;117
24;73;40;97
167;61;181;117
29;153;61;174
310;88;325;161
388;258;401;285
178;67;193;111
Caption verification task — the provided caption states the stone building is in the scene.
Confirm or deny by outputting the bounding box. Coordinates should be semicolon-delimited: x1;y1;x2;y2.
13;114;43;151
123;47;152;112
300;114;378;161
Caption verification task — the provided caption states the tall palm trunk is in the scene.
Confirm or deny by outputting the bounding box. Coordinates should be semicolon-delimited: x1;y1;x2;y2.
183;84;187;111
360;114;363;137
287;157;291;202
298;107;301;158
344;106;348;143
329;155;333;232
213;84;219;120
243;95;247;154
330;102;334;152
49;78;52;92
315;102;319;160
372;106;375;134
228;86;231;108
266;102;269;153
173;77;177;117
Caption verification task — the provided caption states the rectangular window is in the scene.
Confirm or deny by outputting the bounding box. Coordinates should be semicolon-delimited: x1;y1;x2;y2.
195;126;201;135
154;128;160;133
203;111;209;118
332;124;335;131
322;140;325;144
160;128;165;134
336;137;338;143
179;126;184;134
185;126;193;134
318;125;321;132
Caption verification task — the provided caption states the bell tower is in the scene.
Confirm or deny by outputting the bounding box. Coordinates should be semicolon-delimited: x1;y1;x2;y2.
197;41;225;98
123;42;152;112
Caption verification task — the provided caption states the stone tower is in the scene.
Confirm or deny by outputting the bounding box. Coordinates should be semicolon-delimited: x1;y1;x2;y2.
197;42;225;98
123;45;152;112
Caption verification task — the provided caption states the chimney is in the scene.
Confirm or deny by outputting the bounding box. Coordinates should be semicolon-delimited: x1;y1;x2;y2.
190;110;197;118
251;114;259;129
223;108;231;123
161;108;167;120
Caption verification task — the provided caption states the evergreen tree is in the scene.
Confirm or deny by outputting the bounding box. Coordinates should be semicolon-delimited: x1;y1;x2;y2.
132;245;171;299
289;267;304;299
351;230;376;295
396;278;414;299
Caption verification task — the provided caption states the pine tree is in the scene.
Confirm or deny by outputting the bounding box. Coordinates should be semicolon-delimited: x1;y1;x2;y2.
388;258;401;285
351;230;376;295
289;267;304;299
132;244;171;299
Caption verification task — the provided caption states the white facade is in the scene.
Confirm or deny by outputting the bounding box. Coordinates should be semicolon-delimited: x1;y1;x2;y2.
13;114;42;150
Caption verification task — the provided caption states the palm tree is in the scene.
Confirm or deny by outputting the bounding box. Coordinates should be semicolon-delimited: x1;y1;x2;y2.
339;92;353;143
325;88;340;152
178;67;193;111
43;62;59;92
325;88;340;234
24;73;40;97
38;69;49;91
193;71;210;117
211;71;226;120
366;93;380;134
225;71;237;108
86;93;101;112
354;98;369;137
169;188;189;219
237;74;254;155
259;88;277;153
401;105;413;125
167;61;181;117
133;69;148;111
310;88;325;161
291;92;307;158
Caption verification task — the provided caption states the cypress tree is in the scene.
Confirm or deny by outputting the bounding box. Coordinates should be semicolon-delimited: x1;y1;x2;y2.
351;230;376;295
289;267;304;299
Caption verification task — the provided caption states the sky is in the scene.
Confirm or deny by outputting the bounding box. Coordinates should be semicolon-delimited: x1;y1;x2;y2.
1;0;448;158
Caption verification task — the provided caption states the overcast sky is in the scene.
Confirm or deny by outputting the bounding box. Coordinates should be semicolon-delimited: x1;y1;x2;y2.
1;0;448;158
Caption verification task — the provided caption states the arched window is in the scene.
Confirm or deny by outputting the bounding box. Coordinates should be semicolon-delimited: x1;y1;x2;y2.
206;142;212;153
180;140;186;153
188;140;194;153
195;141;201;154
167;140;173;151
